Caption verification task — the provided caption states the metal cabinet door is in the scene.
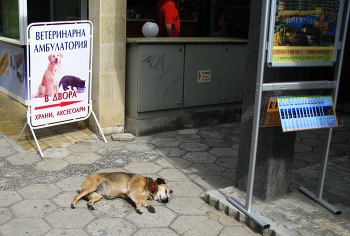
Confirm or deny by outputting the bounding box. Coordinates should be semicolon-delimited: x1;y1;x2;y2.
183;44;223;107
138;44;184;112
221;44;247;103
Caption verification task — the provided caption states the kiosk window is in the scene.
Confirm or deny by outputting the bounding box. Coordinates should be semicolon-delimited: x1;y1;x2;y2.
27;0;51;25
0;0;87;44
28;0;84;24
0;0;20;40
53;0;83;21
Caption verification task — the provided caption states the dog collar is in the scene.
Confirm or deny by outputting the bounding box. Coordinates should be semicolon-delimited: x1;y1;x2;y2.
150;181;156;193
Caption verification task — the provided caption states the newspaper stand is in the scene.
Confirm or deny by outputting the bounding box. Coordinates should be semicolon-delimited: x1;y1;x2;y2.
227;0;350;229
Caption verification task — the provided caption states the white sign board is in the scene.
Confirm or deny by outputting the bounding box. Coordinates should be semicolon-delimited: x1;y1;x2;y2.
27;21;92;127
197;70;211;83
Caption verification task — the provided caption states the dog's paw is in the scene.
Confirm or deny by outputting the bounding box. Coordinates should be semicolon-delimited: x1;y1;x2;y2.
87;203;95;210
136;209;143;214
147;205;155;213
70;204;76;209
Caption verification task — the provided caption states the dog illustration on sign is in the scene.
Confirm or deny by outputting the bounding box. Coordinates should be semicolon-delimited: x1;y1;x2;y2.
32;52;63;98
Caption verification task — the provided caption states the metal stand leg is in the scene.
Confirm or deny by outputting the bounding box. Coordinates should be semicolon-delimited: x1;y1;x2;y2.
228;198;270;229
18;122;28;140
18;109;107;157
298;187;341;215
18;122;44;158
298;129;341;215
91;110;107;143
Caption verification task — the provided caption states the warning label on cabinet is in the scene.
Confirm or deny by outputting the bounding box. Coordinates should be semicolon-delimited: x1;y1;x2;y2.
197;70;211;83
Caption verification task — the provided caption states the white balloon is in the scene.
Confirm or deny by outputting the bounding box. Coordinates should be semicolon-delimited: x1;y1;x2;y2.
142;22;159;37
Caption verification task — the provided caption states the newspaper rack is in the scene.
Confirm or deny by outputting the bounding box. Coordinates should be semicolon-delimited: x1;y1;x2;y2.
227;0;349;230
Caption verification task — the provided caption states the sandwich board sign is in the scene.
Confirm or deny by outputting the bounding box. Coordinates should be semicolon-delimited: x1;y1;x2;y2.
20;21;106;157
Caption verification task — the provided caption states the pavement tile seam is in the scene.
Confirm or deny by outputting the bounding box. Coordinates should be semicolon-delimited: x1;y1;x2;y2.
1;114;350;235
209;156;349;235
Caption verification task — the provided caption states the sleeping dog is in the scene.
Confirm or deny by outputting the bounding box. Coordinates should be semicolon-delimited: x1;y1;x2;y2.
71;172;172;214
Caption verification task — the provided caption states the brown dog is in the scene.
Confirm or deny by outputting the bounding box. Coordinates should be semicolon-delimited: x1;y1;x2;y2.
32;52;63;98
71;172;172;214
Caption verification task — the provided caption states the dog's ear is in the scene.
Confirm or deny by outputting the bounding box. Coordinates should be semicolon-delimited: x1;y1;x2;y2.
60;53;63;58
48;54;52;60
156;178;166;185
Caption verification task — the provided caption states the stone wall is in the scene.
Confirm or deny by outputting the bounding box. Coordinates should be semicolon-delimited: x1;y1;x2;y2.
88;0;126;134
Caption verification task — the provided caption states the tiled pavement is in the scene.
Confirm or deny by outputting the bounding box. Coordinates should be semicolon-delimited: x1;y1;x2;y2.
0;93;349;235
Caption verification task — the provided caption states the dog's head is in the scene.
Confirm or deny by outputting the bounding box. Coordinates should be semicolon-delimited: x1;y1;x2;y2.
152;178;172;203
48;53;63;66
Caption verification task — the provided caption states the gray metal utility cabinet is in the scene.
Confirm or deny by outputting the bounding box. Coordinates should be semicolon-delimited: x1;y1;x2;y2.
125;38;247;136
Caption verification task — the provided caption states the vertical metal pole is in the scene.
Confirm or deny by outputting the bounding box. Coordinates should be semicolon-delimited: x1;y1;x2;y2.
317;0;350;203
298;0;349;215
245;0;271;212
331;1;350;108
316;129;332;199
228;0;272;228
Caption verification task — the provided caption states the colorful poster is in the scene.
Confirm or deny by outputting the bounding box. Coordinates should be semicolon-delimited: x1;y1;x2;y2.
27;21;92;127
263;97;281;127
267;0;344;66
276;95;338;132
0;42;26;104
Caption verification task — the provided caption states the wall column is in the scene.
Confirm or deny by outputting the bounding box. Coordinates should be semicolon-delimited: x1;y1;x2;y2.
88;0;126;134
